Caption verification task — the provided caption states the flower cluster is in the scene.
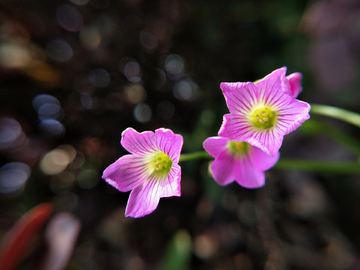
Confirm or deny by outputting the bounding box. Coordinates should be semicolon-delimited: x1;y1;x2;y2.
102;67;310;217
207;67;311;187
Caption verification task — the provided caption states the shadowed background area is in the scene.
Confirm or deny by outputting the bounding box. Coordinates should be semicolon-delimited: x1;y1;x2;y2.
1;0;360;269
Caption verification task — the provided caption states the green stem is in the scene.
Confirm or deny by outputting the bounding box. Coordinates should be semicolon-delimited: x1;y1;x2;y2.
301;118;360;156
179;151;212;162
180;151;360;174
274;160;360;174
310;104;360;128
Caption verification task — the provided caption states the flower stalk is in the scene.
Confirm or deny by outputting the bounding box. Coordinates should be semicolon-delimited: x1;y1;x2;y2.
310;104;360;128
179;151;212;162
180;151;360;173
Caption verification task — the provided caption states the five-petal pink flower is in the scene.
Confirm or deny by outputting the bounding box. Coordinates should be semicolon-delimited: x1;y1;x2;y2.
203;137;279;188
218;67;310;156
102;127;183;218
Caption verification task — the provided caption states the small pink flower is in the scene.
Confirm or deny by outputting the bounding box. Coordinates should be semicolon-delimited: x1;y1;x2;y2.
203;137;279;188
102;128;183;218
218;67;310;156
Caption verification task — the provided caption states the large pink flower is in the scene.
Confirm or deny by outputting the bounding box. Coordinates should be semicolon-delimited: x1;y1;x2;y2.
102;128;183;218
203;137;279;188
218;67;310;156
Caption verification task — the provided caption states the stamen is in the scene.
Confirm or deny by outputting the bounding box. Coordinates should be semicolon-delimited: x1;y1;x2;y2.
228;141;250;156
150;152;172;179
250;107;277;130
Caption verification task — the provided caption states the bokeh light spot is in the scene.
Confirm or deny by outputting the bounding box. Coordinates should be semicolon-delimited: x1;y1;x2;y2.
134;103;152;123
139;31;158;51
38;103;63;120
88;68;110;88
164;54;184;80
38;119;65;137
81;93;93;109
57;145;77;163
76;169;100;189
126;257;144;270
32;94;60;111
194;234;218;259
56;4;83;32
173;80;198;101
124;61;142;82
0;162;31;194
46;39;73;62
0;118;24;150
125;84;146;104
40;149;70;175
0;43;32;69
79;26;101;50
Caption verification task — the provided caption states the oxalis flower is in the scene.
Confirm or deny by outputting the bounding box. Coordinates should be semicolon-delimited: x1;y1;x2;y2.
218;67;310;156
102;128;183;218
203;137;279;188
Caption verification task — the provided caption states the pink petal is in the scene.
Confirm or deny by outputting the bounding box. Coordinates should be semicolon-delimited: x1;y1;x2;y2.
218;114;281;156
287;72;303;98
157;163;182;197
210;150;236;186
234;158;265;189
256;73;294;110
220;82;258;115
255;67;291;104
244;129;283;156
218;114;253;142
277;99;311;135
154;128;183;163
125;168;181;218
102;155;149;192
121;128;158;155
202;136;228;157
250;146;280;171
125;180;161;218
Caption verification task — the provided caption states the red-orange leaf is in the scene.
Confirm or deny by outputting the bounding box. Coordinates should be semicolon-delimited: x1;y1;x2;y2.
0;203;53;270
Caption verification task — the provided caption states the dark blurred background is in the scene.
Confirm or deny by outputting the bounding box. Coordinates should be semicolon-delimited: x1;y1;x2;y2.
1;0;360;269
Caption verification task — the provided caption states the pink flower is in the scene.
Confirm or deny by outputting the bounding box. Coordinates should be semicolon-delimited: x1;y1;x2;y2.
218;67;310;156
102;128;183;218
203;137;279;188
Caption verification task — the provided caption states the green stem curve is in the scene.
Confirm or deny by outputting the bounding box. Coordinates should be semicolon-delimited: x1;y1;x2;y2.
274;160;360;174
180;151;360;174
310;104;360;128
179;151;212;162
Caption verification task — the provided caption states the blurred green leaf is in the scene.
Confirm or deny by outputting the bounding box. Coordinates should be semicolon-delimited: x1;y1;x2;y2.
159;230;192;270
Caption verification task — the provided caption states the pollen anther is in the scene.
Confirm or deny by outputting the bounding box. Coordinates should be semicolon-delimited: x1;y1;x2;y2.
250;107;277;130
150;152;172;178
228;141;250;156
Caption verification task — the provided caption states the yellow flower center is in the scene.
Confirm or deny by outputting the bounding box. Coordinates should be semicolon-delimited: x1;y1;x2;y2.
250;107;277;129
227;141;250;156
150;152;172;179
